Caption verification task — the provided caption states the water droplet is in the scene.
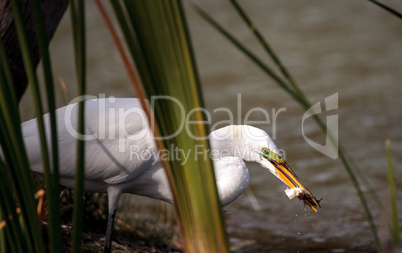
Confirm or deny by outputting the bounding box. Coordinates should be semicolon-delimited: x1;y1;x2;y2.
297;232;300;235
313;224;315;227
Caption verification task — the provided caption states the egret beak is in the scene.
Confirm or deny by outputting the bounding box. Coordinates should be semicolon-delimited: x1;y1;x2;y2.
259;148;321;212
273;160;321;212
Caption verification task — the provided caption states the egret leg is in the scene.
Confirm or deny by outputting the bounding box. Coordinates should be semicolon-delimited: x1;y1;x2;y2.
34;189;46;221
103;187;122;253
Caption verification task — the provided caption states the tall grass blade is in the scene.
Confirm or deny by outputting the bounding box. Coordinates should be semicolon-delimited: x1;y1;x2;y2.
109;0;229;251
195;3;381;251
231;1;382;241
229;0;307;103
30;0;62;251
229;0;384;235
0;67;34;252
193;5;302;105
69;0;87;252
0;161;25;253
368;0;402;19
2;0;57;251
385;139;400;246
0;208;4;253
0;39;26;253
0;209;5;253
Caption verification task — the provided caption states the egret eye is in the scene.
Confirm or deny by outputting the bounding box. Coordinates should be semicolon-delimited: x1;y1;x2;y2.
261;147;269;154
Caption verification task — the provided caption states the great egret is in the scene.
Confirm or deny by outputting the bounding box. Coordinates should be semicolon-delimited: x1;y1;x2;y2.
21;98;320;252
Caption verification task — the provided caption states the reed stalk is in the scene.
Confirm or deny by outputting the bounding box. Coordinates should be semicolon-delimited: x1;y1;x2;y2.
69;0;87;252
385;139;400;247
108;0;229;251
194;2;382;250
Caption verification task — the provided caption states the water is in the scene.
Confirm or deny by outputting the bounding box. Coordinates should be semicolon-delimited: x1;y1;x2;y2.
19;0;402;251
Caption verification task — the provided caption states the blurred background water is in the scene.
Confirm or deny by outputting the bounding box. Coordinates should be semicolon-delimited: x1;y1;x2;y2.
19;0;402;252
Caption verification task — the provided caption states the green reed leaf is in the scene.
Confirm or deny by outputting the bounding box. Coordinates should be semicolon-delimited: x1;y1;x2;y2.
195;3;381;251
70;0;87;252
30;0;62;251
368;0;402;20
385;139;400;246
110;0;229;251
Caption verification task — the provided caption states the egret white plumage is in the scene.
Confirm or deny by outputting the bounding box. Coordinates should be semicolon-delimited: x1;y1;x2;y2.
21;98;320;252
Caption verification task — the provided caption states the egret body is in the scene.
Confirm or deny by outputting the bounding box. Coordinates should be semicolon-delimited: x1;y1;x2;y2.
21;98;320;252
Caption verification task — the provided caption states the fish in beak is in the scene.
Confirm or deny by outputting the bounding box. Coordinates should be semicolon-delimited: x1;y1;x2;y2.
260;147;321;212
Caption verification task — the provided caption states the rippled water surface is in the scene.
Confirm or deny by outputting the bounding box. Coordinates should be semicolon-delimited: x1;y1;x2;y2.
20;1;402;252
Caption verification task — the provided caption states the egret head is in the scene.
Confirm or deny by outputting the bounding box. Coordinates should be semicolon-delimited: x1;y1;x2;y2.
210;125;321;211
